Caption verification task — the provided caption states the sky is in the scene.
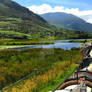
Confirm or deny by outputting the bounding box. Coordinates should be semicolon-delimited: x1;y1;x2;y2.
12;0;92;23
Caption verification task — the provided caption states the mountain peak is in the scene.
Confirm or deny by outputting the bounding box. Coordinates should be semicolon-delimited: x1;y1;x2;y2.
41;12;92;33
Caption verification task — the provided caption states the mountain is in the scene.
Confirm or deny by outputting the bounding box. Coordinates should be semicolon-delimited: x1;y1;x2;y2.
0;0;55;39
0;0;91;39
41;12;92;33
0;0;47;25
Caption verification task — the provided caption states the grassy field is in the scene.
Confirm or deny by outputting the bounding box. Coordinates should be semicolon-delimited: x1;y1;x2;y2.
69;39;92;43
0;48;82;92
0;39;54;47
40;64;77;92
0;30;32;39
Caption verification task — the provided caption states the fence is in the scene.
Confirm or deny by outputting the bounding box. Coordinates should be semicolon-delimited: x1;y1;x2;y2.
52;65;80;92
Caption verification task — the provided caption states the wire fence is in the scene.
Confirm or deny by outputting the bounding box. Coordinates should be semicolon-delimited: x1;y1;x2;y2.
52;65;79;92
0;55;81;92
0;73;33;92
0;69;42;92
0;67;55;92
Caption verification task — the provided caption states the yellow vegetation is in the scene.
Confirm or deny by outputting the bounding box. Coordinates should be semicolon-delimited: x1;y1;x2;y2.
4;56;81;92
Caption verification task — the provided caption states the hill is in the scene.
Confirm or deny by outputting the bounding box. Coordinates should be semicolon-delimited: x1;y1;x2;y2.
0;0;55;39
41;12;92;33
0;0;91;39
0;0;47;25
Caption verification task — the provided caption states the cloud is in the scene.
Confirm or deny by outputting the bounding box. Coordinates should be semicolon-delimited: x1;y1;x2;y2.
28;4;92;23
80;14;92;23
28;4;53;14
87;19;92;23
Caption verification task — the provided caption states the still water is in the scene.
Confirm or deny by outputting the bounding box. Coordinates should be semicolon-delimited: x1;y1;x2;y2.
14;40;81;50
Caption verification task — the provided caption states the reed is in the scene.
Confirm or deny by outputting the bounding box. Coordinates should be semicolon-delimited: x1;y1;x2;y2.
0;48;82;92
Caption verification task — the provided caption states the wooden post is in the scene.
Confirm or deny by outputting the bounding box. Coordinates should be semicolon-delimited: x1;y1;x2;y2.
70;55;72;65
34;69;37;78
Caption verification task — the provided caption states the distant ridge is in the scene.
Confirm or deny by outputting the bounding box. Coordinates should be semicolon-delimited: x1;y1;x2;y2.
41;12;92;33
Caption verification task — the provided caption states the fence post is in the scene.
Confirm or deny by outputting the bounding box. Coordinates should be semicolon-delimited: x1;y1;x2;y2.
70;55;72;65
34;69;38;78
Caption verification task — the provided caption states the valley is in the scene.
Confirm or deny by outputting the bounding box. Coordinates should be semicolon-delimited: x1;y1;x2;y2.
0;0;91;92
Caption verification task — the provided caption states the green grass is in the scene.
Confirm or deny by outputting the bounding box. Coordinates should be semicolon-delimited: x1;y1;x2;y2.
0;39;54;46
40;64;76;92
0;30;32;39
0;48;81;92
69;39;92;43
6;17;22;22
0;21;11;25
0;16;92;40
50;23;65;29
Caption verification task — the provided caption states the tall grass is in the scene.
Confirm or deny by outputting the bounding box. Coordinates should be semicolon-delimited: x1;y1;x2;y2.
0;39;54;46
0;48;82;92
3;55;82;92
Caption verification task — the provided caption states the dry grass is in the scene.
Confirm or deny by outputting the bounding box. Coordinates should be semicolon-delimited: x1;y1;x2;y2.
3;55;82;92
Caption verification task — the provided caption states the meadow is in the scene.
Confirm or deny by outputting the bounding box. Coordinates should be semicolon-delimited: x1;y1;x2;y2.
0;39;54;47
69;39;92;43
0;48;82;92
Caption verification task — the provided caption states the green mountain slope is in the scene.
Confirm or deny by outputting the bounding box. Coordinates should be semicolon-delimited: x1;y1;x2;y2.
0;0;55;39
0;0;91;39
41;12;92;33
0;0;47;25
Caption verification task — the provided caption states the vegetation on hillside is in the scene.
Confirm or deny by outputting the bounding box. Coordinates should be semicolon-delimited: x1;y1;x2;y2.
0;0;91;40
0;16;92;40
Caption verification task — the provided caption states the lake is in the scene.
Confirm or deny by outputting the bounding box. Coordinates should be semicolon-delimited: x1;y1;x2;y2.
14;40;81;50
